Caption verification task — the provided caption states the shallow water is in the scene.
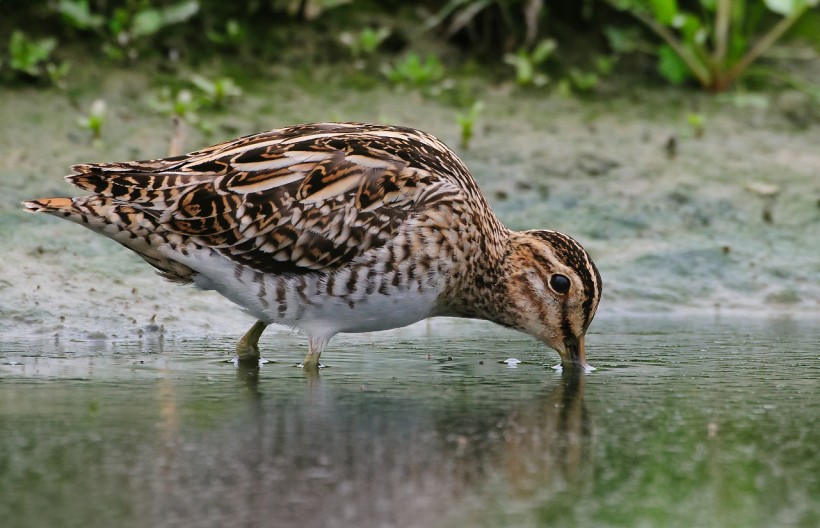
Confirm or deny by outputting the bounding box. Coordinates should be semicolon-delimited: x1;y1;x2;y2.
1;316;818;528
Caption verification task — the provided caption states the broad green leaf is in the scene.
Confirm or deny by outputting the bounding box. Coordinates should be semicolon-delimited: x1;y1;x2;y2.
108;8;129;35
650;0;679;25
657;44;692;85
58;0;104;30
9;31;57;75
568;69;599;91
677;13;703;44
596;55;616;75
160;1;200;25
190;75;216;95
132;1;198;37
517;59;533;85
132;9;163;37
531;39;556;64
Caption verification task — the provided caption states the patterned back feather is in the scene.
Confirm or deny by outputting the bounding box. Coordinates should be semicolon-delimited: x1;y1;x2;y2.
27;122;498;278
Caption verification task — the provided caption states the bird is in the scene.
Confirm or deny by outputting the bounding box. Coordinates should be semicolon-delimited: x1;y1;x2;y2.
24;122;602;370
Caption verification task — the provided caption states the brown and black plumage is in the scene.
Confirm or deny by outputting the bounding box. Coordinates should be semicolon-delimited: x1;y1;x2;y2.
24;122;602;370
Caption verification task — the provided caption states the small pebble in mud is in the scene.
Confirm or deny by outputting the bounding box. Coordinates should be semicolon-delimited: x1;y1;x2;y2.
479;360;484;365
575;152;620;177
722;245;731;254
514;180;532;191
447;356;453;361
744;183;780;224
143;324;162;334
494;189;509;201
665;136;677;159
745;182;780;197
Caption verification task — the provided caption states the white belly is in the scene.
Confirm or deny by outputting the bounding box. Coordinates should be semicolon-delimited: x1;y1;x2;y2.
295;285;440;336
168;246;443;339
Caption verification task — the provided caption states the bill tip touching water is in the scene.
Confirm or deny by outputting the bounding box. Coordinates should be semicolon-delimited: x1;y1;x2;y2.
23;122;602;371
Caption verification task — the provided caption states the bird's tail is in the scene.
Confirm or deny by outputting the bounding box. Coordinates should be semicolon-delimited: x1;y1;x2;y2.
23;195;194;283
23;197;77;216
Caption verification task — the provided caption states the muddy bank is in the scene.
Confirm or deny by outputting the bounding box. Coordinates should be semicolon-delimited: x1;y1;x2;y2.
1;67;818;341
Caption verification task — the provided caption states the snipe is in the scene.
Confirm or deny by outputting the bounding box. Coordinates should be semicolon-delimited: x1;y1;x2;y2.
24;123;602;370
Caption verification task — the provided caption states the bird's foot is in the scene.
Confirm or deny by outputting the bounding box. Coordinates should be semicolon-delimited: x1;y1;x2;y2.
234;320;268;366
232;355;270;367
297;361;326;370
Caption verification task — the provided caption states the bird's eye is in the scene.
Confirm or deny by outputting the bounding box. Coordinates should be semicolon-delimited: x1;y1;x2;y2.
549;274;571;294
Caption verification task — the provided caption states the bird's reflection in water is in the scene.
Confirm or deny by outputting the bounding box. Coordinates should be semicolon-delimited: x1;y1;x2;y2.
148;364;592;528
235;362;262;401
502;370;591;497
427;367;591;506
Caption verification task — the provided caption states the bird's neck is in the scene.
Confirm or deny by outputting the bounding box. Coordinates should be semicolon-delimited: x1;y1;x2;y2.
436;225;518;327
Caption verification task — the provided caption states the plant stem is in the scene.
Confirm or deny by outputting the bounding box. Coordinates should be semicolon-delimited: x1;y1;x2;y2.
633;11;712;88
713;0;732;69
718;6;809;90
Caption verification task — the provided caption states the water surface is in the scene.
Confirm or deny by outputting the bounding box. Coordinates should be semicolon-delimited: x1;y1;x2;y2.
1;316;818;528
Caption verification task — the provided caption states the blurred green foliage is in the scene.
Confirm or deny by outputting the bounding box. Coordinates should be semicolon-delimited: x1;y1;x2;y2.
56;0;200;60
190;75;242;108
339;27;391;59
8;30;57;77
384;53;446;87
504;39;557;87
0;0;818;94
607;0;820;90
455;100;484;149
77;98;107;140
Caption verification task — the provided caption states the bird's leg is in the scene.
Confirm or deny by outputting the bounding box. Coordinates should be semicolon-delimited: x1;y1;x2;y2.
235;320;268;365
301;335;328;371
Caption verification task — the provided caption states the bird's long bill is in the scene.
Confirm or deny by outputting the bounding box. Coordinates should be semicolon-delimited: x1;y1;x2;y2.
564;334;587;369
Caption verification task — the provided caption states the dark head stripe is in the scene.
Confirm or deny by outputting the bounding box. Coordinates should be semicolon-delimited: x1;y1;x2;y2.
528;230;601;330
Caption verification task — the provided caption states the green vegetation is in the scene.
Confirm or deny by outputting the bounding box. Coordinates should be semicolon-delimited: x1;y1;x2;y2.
1;0;819;104
77;98;107;140
455;101;484;149
56;0;200;60
686;112;706;138
504;39;556;87
6;31;59;81
607;0;820;91
148;87;199;121
190;75;242;108
339;27;391;59
384;53;446;88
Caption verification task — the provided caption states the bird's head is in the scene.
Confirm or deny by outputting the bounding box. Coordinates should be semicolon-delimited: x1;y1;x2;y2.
502;230;602;370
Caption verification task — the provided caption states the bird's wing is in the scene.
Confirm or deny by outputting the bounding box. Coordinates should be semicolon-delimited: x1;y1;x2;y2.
66;123;470;274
